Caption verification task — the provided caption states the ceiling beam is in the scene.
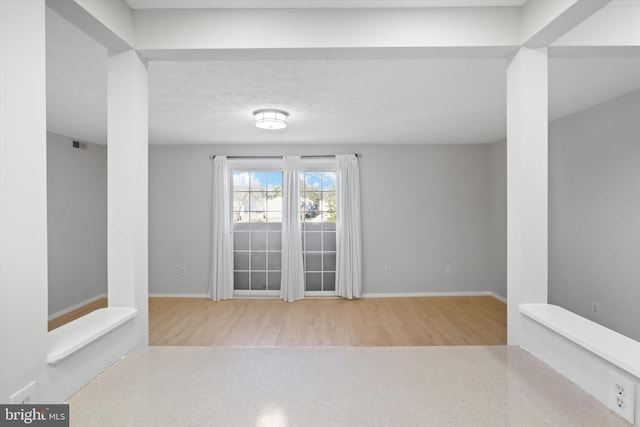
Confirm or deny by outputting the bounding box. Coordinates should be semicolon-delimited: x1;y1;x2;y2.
46;0;135;50
138;46;520;61
553;3;640;48
521;0;611;48
125;0;527;9
133;7;520;56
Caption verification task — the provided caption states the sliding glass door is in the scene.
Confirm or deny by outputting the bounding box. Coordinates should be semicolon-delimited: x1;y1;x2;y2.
301;171;336;294
230;160;337;296
232;170;283;295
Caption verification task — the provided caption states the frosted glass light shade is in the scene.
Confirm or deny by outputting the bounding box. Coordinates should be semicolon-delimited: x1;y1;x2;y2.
254;109;288;130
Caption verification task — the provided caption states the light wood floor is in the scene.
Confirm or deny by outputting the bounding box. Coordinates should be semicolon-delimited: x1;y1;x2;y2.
149;296;507;346
48;297;108;332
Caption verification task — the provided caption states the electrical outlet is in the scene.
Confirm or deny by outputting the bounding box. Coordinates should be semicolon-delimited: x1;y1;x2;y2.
384;266;391;275
10;381;37;404
179;266;186;276
591;301;600;317
609;370;635;423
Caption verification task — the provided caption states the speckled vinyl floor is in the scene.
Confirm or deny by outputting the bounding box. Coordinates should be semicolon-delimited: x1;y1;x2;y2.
67;346;628;426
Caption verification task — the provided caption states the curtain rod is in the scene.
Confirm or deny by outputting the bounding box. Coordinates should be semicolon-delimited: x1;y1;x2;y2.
208;154;360;160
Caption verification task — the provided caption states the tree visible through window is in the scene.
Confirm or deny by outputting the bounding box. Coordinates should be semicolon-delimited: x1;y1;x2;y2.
232;171;283;291
231;168;337;294
301;171;336;292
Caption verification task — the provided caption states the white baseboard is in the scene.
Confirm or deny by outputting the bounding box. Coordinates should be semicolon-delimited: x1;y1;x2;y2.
48;293;108;321
149;293;209;298
305;291;338;297
148;291;509;303
362;291;507;303
490;292;507;304
234;290;280;298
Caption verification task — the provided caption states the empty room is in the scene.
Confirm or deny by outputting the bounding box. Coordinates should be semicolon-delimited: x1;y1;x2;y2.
1;0;640;426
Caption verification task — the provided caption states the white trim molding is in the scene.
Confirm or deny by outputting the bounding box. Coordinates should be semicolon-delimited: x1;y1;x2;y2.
519;303;640;425
362;291;507;302
47;307;138;365
48;293;108;321
149;293;209;298
150;291;508;302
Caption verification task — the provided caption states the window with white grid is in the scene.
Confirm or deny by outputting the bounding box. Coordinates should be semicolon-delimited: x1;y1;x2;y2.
300;171;336;293
230;159;337;296
232;170;283;293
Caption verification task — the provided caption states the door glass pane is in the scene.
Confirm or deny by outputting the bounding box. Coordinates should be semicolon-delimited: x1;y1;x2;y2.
232;170;282;291
301;171;336;292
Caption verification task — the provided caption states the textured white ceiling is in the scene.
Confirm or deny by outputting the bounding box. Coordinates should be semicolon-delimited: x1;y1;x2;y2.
549;56;640;121
149;59;507;145
46;6;640;146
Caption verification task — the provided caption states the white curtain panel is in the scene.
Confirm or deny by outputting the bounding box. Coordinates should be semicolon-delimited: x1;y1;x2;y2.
208;156;234;301
280;155;305;302
336;154;362;299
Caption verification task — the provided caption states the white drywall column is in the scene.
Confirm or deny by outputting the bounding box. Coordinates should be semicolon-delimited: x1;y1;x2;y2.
107;49;149;336
0;0;48;400
506;47;548;345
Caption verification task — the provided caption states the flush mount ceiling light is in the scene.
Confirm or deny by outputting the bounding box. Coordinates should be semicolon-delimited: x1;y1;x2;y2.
254;109;289;130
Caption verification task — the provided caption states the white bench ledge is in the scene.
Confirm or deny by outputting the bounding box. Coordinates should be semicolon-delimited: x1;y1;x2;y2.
520;303;640;379
47;307;138;365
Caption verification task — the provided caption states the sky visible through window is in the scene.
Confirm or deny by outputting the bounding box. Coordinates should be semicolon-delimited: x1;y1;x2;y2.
233;171;283;191
232;171;336;191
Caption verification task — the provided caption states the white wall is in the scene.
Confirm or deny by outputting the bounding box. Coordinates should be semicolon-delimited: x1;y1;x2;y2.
489;139;507;300
47;132;107;316
1;2;147;404
549;89;640;342
149;143;500;297
0;0;49;405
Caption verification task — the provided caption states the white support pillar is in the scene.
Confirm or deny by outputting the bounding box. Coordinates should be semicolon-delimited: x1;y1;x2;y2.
0;0;48;401
506;47;549;346
107;49;148;339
